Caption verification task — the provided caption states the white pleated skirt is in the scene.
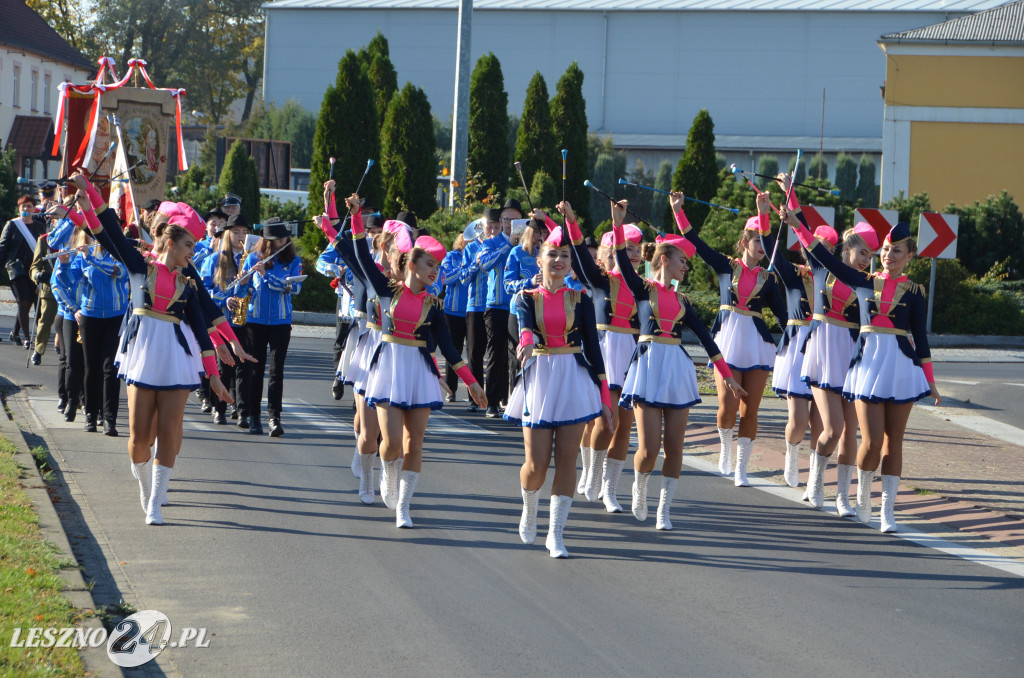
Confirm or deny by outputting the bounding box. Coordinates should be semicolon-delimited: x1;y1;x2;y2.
620;341;702;410
714;312;776;372
337;316;367;381
116;315;204;390
772;325;812;399
600;330;637;392
363;341;443;411
504;354;601;428
801;322;857;394
349;328;382;394
842;333;931;404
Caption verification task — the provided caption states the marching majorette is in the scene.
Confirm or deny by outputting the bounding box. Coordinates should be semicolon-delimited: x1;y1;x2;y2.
675;194;787;487
505;216;612;558
754;187;825;489
557;204;643;512
608;198;745;528
439;234;470;402
346;194;486;528
788;216;941;532
68;173;233;526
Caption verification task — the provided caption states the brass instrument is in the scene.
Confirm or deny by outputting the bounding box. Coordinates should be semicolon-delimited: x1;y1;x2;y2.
232;290;251;326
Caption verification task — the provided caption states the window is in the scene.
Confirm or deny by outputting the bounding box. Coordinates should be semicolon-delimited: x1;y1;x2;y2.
13;63;21;107
31;69;39;111
43;73;52;114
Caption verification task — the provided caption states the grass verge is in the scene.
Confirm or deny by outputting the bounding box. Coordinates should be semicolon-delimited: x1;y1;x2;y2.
0;435;86;677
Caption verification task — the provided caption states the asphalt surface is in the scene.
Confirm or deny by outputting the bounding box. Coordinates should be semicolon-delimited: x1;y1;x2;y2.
2;330;1023;677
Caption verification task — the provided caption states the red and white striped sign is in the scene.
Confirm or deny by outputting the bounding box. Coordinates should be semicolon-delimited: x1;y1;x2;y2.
787;205;835;251
854;208;899;247
917;212;958;259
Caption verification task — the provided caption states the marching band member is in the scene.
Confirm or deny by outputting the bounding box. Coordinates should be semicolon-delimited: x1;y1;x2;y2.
558;206;642;512
675;194;787;487
756;188;825;488
505;215;612;558
610;198;745;528
347;194;486;527
440;234;470;401
236;218;302;437
68;173;231;525
788;215;941;532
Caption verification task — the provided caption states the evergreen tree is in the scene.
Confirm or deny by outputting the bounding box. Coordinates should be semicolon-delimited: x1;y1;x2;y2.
857;154;879;207
834;153;858;199
467;53;509;200
307;50;380;218
653;159;674;229
807;153;829;182
381;83;438;220
672;109;720;229
589;153;617;225
788;156;807;184
361;33;399;126
512;72;556;192
530;170;556;211
246;99;317;169
551;62;590;226
756;156;779;189
219;139;261;225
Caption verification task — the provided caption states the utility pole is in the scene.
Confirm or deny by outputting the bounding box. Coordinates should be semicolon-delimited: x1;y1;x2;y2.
449;0;472;210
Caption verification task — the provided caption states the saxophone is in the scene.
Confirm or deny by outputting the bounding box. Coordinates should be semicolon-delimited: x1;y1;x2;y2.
231;246;255;326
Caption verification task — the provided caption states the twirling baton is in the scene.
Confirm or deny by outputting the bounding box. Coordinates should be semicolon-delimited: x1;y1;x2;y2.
729;165;781;216
561;149;567;205
583;180;652;228
329;156;336;181
337;159;375;233
734;168;839;196
513;161;535;213
617;178;739;214
768;150;802;273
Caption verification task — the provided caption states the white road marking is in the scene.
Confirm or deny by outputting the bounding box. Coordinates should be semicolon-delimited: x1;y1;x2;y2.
937;379;979;386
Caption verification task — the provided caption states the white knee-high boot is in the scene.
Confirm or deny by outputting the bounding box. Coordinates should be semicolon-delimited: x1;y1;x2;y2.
631;469;652;521
351;448;362;478
880;475;900;533
545;495;572;558
357;453;375;504
807;453;829;509
146;464;172;525
585;449;608;502
519;487;539;544
576;446;592;495
784;441;801;488
131;461;151;512
396;470;419;528
734;437;753;487
149;441;169;507
601;457;624;513
380;458;400;509
717;427;734;476
855;469;874;524
656;476;678;531
835;463;856;517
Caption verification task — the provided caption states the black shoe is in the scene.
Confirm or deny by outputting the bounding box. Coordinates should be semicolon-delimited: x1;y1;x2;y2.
64;410;76;423
30;351;41;365
200;398;212;413
229;406;239;420
269;418;284;438
466;403;478;413
9;331;20;344
83;417;97;433
23;339;31;350
485;406;499;418
238;416;249;429
213;410;227;425
249;419;263;435
103;420;118;437
56;398;67;413
331;379;344;400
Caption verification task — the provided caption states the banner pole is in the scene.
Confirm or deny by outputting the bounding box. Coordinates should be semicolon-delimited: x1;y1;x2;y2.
926;257;936;333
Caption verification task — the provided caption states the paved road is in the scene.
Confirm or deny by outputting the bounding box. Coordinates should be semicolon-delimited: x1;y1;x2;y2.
2;334;1023;677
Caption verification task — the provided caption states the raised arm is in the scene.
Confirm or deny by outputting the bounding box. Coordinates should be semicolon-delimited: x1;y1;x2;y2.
671;194;732;275
71;175;147;274
557;203;606;290
608;201;647;297
346;197;391;296
787;210;871;290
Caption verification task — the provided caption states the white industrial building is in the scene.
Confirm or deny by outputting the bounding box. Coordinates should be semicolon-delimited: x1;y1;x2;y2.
263;0;1009;182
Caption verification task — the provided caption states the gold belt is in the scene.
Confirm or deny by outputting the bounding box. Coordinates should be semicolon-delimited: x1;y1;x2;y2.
639;334;679;345
353;310;368;319
382;334;426;348
860;325;909;337
720;305;762;318
367;322;381;331
533;346;582;355
787;319;810;327
813;313;857;329
596;323;640;335
134;308;180;324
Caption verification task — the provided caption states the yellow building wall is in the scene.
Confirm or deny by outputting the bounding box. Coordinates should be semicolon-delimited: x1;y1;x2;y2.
885;55;1024;108
909;121;1024;207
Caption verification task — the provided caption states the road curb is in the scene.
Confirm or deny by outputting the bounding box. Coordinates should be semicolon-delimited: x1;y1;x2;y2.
0;374;119;678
